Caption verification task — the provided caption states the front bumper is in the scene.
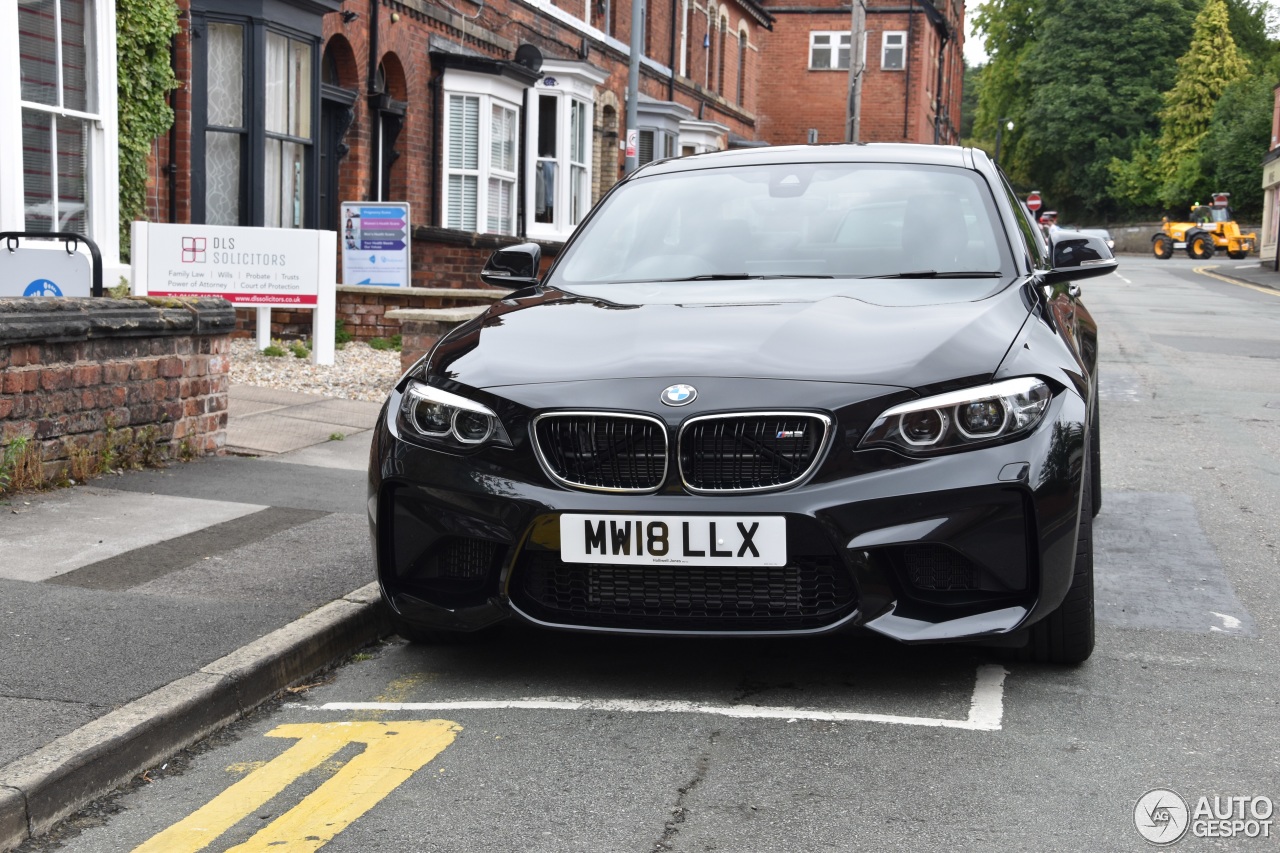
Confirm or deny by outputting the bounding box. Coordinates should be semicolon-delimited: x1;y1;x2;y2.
368;390;1088;643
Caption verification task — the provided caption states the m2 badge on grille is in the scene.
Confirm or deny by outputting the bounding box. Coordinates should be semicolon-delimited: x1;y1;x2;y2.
559;514;786;566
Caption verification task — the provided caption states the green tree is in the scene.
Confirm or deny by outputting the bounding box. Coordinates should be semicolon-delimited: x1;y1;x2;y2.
1222;0;1276;68
1202;74;1275;218
969;0;1044;162
116;0;180;260
1155;0;1251;206
960;60;983;142
1012;0;1199;219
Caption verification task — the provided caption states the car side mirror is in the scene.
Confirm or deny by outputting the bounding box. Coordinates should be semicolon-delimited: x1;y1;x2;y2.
481;242;542;289
1044;230;1117;285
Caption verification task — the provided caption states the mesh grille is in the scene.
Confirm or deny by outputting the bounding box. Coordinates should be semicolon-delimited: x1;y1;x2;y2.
513;552;856;631
680;414;827;492
534;414;668;492
425;538;500;580
904;544;979;591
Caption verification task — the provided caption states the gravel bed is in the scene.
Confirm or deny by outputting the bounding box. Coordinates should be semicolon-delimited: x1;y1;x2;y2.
228;339;402;402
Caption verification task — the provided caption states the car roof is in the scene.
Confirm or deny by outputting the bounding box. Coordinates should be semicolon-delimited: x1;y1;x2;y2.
634;143;972;177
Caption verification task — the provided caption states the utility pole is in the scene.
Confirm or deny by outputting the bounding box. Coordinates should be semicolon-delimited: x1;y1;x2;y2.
625;0;645;173
844;0;866;142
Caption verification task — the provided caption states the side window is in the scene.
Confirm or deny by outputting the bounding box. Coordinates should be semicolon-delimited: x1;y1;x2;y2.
1000;175;1047;269
881;32;906;71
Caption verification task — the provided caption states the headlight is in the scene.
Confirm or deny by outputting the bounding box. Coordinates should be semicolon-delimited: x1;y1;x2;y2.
398;381;512;450
859;377;1051;455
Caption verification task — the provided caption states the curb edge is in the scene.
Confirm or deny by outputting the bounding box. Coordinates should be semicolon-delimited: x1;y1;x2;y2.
0;583;389;852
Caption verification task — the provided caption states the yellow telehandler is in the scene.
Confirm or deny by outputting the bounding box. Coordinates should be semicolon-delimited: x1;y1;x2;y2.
1151;193;1256;260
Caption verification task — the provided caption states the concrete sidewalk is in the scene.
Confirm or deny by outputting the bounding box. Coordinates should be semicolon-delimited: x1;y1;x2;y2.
0;385;390;851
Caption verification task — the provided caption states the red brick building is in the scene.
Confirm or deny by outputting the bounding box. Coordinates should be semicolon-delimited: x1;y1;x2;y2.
756;0;964;146
147;0;769;269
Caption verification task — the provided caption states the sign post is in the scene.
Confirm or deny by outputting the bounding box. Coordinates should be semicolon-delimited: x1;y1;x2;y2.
340;202;410;288
1025;191;1042;214
131;223;337;365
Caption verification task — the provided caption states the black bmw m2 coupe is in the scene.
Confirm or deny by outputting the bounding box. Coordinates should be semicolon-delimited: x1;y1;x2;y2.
368;143;1114;664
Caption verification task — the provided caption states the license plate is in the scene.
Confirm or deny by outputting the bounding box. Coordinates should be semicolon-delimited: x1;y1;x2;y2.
559;514;787;567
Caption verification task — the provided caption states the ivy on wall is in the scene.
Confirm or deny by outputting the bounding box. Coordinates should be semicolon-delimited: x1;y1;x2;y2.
117;0;180;260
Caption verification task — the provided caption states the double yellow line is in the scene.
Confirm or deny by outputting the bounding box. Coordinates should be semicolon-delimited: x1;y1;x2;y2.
1193;265;1280;298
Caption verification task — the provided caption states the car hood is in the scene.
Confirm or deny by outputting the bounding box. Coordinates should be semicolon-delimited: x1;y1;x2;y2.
426;279;1035;391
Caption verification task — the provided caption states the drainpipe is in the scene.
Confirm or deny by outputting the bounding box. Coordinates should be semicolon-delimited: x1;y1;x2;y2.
902;1;913;139
932;27;947;144
368;0;380;200
167;25;180;223
669;0;678;99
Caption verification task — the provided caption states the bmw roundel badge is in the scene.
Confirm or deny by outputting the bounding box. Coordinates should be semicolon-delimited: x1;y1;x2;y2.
661;384;697;407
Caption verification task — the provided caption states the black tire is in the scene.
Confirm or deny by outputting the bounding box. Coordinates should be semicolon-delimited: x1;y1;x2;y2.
1227;250;1248;260
1017;463;1095;665
1188;232;1215;260
1090;394;1102;518
1152;235;1174;259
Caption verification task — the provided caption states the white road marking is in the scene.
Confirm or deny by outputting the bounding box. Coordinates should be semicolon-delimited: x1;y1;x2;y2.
1210;612;1243;632
1116;274;1132;284
297;664;1009;732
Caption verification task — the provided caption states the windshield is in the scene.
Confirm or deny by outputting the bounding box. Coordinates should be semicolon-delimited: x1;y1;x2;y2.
549;162;1012;285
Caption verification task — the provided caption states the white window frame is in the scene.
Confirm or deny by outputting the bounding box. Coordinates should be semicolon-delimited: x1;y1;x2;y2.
678;118;728;156
441;70;523;236
2;0;121;272
882;31;907;71
808;31;850;71
525;60;605;241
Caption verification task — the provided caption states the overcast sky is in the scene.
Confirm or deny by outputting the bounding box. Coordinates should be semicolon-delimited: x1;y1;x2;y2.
964;11;987;66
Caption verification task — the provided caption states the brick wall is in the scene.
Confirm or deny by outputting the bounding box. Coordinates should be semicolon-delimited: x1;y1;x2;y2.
0;298;236;488
756;0;965;146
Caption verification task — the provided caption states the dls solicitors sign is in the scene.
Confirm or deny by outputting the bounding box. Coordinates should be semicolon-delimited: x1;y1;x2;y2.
132;222;333;305
130;222;338;364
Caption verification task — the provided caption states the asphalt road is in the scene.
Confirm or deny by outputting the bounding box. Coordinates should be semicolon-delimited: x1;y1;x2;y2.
24;256;1280;852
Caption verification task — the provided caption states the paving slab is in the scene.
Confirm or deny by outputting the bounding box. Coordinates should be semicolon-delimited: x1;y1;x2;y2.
0;489;265;582
282;398;384;429
226;411;352;455
263;429;373;472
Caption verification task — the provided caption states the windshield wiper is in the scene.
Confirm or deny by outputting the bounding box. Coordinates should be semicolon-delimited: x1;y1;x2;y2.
675;273;758;280
660;273;835;281
861;270;1005;279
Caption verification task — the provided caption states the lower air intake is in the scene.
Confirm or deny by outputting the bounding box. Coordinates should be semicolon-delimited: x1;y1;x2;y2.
512;552;856;631
903;544;979;591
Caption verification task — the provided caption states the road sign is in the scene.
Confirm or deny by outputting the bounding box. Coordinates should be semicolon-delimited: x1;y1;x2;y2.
1026;192;1042;212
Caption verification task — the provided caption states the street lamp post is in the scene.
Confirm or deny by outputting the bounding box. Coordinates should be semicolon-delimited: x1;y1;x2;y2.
994;118;1014;168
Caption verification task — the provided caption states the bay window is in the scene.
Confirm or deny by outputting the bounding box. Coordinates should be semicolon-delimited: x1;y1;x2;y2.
442;72;522;235
191;0;327;228
526;61;605;241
